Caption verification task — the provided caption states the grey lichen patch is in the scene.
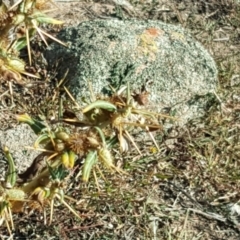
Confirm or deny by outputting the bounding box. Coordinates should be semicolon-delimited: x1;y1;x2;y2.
45;19;218;125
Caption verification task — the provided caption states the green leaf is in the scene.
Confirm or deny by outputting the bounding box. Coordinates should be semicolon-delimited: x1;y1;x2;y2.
16;113;46;134
31;11;64;25
12;29;36;51
94;127;106;145
83;100;117;113
82;151;97;182
7;57;25;72
12;13;25;25
3;146;17;188
34;132;51;148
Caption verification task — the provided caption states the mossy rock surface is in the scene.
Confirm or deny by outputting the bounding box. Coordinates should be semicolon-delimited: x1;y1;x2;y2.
45;19;218;125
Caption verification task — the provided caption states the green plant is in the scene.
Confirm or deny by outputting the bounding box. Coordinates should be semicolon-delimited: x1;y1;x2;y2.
0;1;174;235
0;82;173;234
0;0;65;84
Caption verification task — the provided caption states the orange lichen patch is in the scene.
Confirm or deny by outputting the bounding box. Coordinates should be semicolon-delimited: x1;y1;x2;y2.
144;27;165;38
135;28;163;61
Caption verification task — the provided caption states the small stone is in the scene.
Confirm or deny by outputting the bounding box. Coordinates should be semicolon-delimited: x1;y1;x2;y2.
0;124;38;178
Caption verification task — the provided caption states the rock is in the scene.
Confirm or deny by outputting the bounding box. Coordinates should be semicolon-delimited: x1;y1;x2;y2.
45;19;218;126
0;124;38;179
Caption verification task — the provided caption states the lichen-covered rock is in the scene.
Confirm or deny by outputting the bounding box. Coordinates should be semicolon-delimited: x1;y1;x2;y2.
45;19;218;125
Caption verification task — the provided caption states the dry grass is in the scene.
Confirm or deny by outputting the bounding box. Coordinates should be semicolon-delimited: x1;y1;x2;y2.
0;0;240;239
